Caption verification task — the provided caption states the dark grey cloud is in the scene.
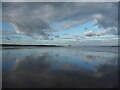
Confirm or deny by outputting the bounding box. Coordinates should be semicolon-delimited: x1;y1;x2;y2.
55;35;60;38
59;3;118;30
84;27;88;30
0;2;1;21
2;2;118;39
63;33;69;35
3;2;55;39
60;37;73;39
74;35;81;38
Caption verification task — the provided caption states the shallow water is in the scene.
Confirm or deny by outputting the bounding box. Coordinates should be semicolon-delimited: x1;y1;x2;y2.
2;47;118;88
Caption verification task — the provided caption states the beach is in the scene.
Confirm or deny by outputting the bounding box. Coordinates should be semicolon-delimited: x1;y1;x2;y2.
2;46;118;88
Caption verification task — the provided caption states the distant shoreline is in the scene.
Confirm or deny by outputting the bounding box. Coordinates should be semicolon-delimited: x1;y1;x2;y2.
0;44;64;47
0;44;119;47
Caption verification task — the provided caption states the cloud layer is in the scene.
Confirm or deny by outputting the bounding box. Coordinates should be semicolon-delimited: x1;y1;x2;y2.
2;2;118;40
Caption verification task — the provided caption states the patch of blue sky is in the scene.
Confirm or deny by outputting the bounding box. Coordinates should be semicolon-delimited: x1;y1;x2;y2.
51;20;103;37
2;22;34;39
2;22;15;32
0;22;2;28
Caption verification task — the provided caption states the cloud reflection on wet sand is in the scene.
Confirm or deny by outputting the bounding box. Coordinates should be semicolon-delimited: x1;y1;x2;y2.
2;47;118;88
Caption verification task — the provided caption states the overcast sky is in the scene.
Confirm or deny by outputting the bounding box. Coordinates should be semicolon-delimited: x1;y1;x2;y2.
1;2;119;46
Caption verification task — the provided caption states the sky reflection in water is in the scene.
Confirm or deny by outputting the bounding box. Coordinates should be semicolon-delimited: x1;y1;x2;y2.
2;47;118;88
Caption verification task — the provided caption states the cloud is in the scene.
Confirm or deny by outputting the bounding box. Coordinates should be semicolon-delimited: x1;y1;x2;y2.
2;2;118;40
58;3;118;30
59;18;92;30
55;35;60;38
84;27;88;30
84;31;95;37
3;2;55;39
63;33;69;35
84;28;118;37
0;2;1;21
64;38;118;46
60;37;73;39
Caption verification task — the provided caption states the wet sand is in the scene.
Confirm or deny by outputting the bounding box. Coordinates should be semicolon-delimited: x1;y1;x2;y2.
2;47;118;88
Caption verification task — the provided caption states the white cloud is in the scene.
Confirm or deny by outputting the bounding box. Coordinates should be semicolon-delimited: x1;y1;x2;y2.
84;31;95;37
84;28;118;37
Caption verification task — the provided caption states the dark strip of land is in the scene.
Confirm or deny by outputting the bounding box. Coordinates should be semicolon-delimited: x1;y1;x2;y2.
0;44;119;47
1;44;63;47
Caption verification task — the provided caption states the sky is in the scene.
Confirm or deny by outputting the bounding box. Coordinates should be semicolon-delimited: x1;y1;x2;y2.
0;1;119;46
